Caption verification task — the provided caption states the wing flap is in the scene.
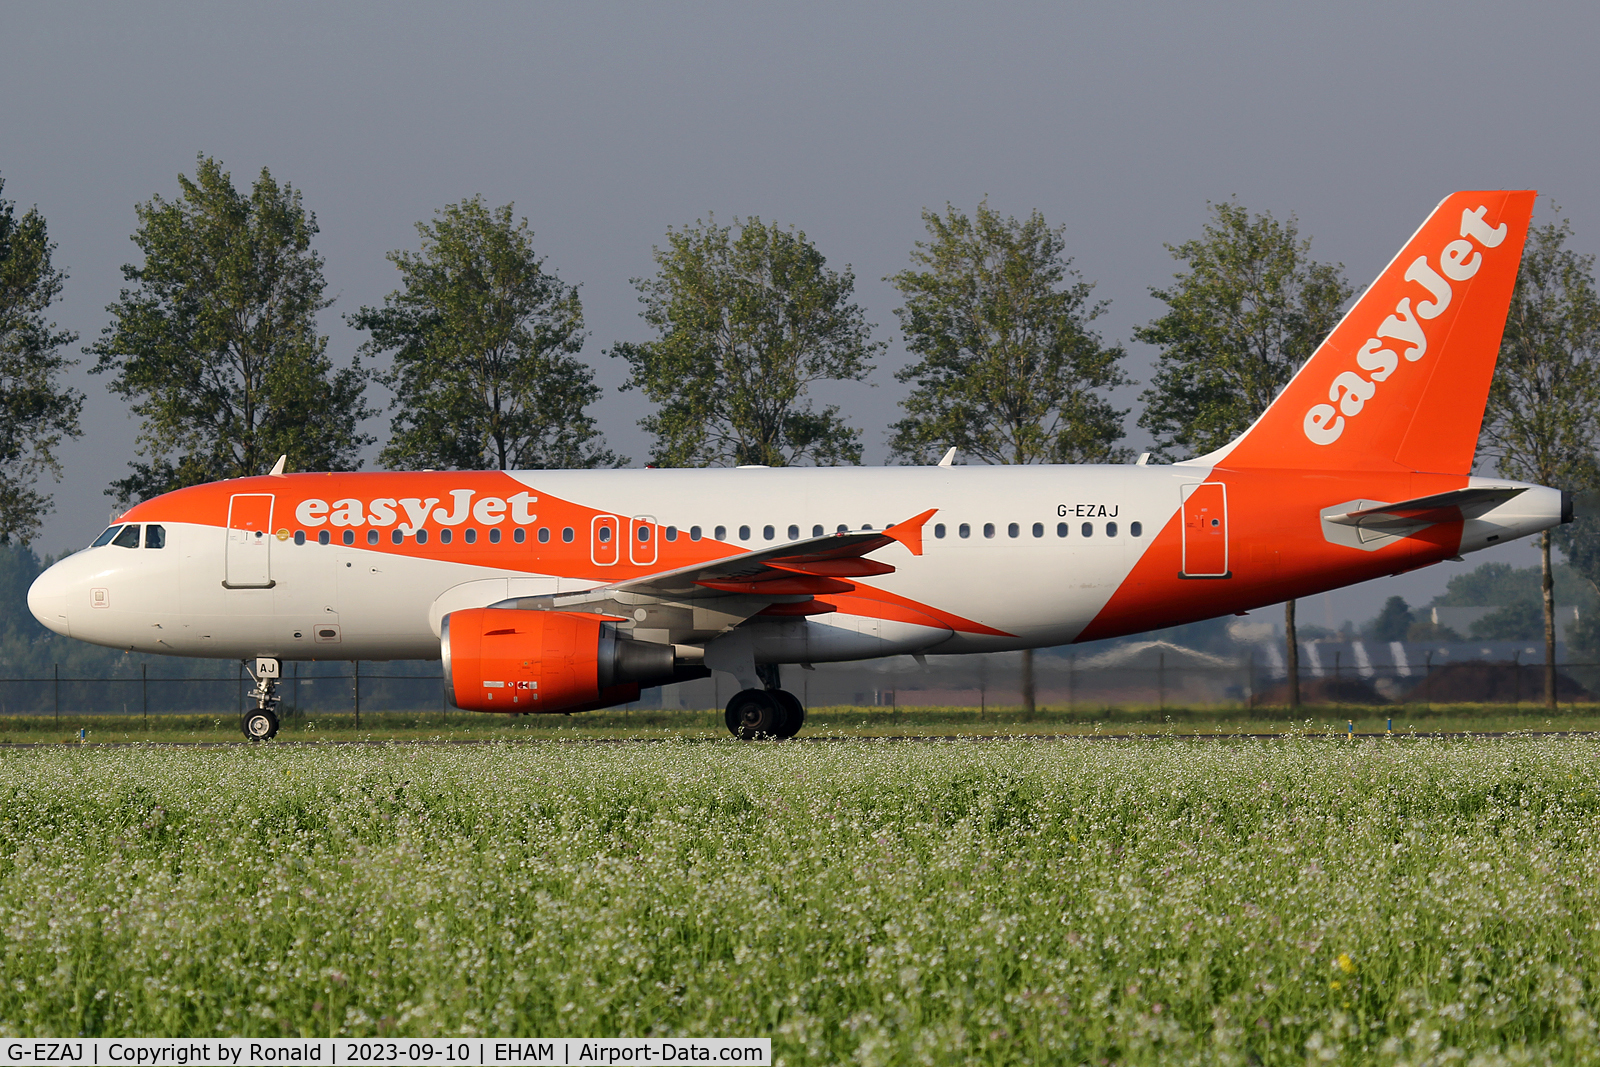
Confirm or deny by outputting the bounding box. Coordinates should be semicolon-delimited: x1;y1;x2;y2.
485;509;940;644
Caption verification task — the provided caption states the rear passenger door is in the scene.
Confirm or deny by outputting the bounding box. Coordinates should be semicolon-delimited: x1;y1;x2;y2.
1180;483;1229;578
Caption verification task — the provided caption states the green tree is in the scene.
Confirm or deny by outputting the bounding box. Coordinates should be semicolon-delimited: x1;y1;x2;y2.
1137;201;1352;461
90;155;371;504
1470;602;1544;642
1481;212;1600;709
888;201;1130;465
1365;596;1414;643
1557;507;1600;661
888;200;1130;712
353;197;618;471
612;215;879;467
0;177;83;542
1405;619;1461;643
1137;201;1353;706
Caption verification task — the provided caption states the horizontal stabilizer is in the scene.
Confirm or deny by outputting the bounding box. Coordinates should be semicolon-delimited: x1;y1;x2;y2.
1324;486;1528;531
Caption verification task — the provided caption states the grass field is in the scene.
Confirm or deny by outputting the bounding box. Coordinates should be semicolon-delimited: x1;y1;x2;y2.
3;738;1600;1063
4;703;1600;743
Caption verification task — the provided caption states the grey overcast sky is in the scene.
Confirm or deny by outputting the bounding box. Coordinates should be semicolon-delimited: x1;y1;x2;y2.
3;1;1597;628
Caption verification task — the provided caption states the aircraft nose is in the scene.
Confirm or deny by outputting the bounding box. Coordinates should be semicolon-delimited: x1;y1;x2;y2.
28;564;71;637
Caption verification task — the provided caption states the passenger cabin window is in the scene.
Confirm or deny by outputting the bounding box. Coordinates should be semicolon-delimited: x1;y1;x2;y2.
1131;522;1143;537
983;523;995;539
144;524;166;549
91;525;122;548
293;530;305;546
489;528;502;544
810;525;821;537
1007;523;1019;538
959;523;971;538
788;524;799;540
343;530;355;545
391;529;403;545
1106;522;1117;537
690;526;702;541
714;525;727;540
1081;522;1093;537
1057;522;1069;538
637;526;650;542
597;526;611;543
367;530;379;545
836;525;848;533
439;529;451;544
665;526;678;542
538;527;550;543
562;527;574;543
1032;522;1043;538
318;530;330;545
738;525;751;541
934;523;946;539
113;525;142;549
464;529;478;544
416;529;429;544
763;525;775;541
514;528;526;543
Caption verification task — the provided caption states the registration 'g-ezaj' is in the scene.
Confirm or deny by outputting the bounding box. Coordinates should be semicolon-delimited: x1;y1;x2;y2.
29;192;1562;740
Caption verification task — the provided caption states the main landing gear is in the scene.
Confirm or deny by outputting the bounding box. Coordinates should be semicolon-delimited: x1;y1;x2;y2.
725;687;806;740
241;657;282;741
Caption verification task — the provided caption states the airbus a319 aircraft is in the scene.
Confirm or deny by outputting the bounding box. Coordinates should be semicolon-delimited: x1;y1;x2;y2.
28;190;1563;740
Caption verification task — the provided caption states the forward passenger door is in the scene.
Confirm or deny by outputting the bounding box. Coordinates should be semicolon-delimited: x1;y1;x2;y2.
225;494;275;588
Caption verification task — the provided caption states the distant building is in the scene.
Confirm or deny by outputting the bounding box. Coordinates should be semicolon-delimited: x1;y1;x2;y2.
1429;604;1578;633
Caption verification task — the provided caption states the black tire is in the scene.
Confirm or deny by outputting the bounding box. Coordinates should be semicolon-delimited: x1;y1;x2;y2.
242;708;279;741
725;689;784;739
772;690;806;739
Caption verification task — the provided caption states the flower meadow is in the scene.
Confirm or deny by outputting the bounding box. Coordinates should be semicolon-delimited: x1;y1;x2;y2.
1;739;1599;1065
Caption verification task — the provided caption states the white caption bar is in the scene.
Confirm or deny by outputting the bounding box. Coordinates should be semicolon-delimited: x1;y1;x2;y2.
1;1038;771;1066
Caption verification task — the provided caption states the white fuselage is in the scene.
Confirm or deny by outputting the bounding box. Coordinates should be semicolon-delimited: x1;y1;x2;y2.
27;465;1565;668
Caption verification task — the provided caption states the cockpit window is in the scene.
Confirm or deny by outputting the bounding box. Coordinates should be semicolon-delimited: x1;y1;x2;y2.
144;524;166;549
91;525;122;548
111;525;141;549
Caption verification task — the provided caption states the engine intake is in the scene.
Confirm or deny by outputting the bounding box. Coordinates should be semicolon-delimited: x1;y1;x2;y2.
442;607;685;713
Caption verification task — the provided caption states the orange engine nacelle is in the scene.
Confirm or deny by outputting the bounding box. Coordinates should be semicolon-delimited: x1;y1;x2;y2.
442;608;680;714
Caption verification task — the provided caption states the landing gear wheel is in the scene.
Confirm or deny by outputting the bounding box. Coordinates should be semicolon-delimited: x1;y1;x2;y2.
243;659;282;741
725;689;785;740
242;708;279;741
772;690;806;739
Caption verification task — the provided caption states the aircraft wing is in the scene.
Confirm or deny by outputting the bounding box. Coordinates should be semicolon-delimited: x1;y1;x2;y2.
1323;486;1527;532
487;508;939;643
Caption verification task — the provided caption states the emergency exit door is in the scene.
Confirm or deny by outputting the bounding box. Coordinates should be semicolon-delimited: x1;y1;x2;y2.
1180;483;1229;578
591;515;620;566
225;494;275;588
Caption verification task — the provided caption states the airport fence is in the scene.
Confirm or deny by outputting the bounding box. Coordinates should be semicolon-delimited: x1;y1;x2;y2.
669;652;1599;712
0;663;448;723
2;650;1597;720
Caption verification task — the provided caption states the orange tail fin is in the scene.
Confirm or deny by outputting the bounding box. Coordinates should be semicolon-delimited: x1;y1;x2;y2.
1199;190;1536;475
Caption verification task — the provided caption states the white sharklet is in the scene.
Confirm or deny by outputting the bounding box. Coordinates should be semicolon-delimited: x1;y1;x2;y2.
1323;486;1528;530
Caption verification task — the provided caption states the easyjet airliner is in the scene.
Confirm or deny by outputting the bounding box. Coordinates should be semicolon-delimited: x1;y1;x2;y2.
28;191;1564;740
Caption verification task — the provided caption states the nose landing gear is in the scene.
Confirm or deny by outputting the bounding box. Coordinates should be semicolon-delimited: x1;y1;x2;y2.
241;657;282;741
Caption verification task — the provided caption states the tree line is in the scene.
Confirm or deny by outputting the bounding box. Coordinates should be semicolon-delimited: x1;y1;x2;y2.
0;154;1376;524
3;156;1598;708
